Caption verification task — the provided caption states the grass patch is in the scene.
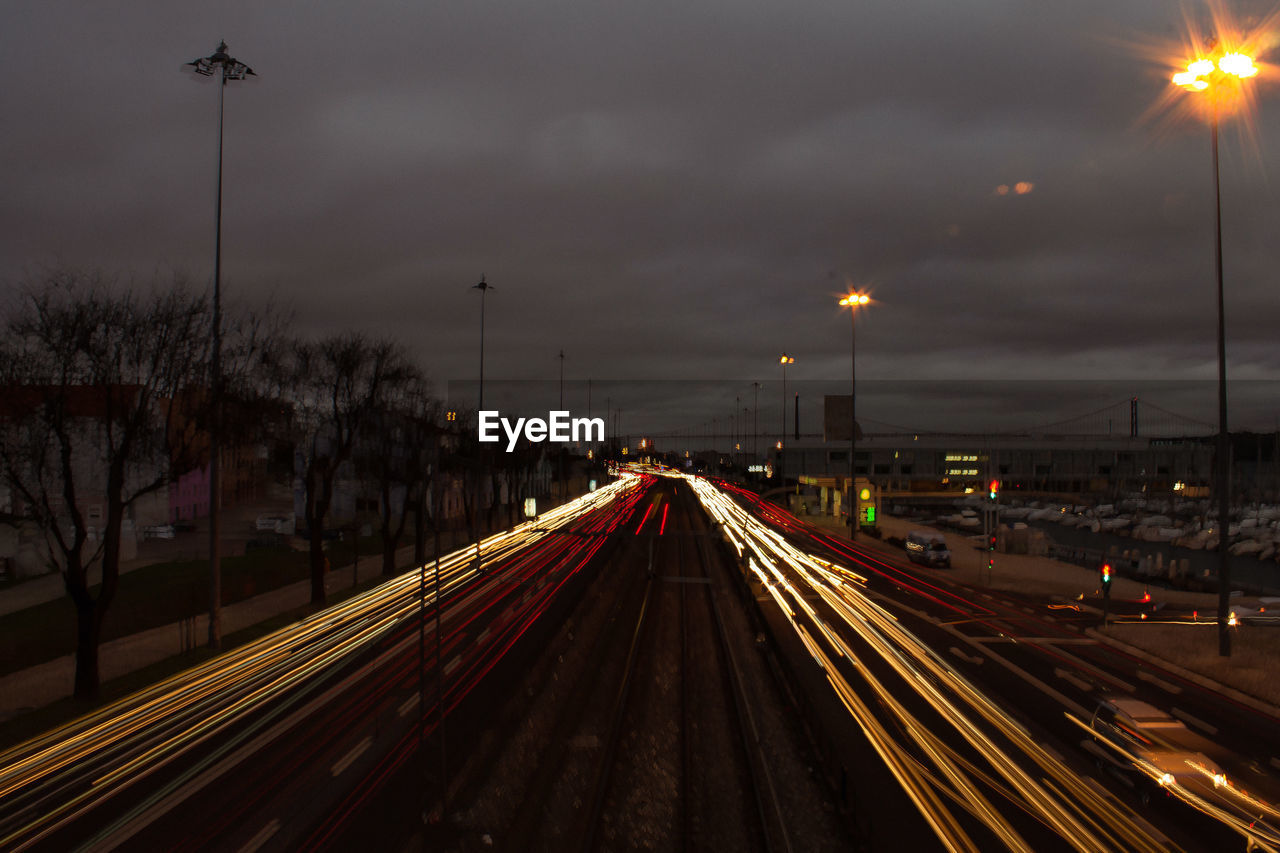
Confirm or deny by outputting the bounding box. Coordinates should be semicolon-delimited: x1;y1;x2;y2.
1105;622;1280;707
0;546;309;677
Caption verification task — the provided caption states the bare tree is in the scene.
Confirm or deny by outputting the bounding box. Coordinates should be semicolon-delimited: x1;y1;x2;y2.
354;370;439;576
0;272;209;699
274;333;416;605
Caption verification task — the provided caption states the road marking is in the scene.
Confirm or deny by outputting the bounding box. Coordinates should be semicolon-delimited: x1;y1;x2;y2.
880;591;1092;719
970;636;1097;645
948;647;984;666
91;631;420;849
1136;670;1183;695
1021;607;1035;615
1172;707;1219;736
1042;645;1136;693
1054;668;1093;693
397;694;420;717
444;654;463;675
476;627;491;645
1270;757;1280;772
331;736;372;777
237;819;280;853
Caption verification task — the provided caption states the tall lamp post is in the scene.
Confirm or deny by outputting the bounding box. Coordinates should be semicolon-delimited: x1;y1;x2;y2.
186;41;255;650
472;276;492;574
779;354;794;488
558;349;565;501
1172;46;1258;657
839;292;871;540
752;381;761;466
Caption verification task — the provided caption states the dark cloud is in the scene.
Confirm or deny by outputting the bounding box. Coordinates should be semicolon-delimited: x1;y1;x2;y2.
4;0;1280;433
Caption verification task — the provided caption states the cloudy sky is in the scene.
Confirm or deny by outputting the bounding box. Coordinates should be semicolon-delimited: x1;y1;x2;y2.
3;0;1280;432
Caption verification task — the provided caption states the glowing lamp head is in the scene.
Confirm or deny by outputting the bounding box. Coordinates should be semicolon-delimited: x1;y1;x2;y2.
839;293;871;307
1219;52;1258;78
779;354;795;364
1174;50;1258;91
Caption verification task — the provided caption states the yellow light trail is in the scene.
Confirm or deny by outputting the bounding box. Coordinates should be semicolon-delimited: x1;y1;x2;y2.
0;474;645;850
683;474;1182;853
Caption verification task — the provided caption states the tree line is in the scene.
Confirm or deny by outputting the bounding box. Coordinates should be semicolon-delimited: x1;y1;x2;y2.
0;270;553;699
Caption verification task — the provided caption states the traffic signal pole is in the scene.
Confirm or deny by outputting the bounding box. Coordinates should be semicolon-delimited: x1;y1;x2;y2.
1100;563;1113;627
985;479;999;586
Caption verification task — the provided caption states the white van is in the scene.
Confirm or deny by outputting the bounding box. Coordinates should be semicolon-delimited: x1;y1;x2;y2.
905;530;951;568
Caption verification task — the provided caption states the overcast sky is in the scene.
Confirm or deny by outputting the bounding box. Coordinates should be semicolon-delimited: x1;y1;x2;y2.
3;0;1280;432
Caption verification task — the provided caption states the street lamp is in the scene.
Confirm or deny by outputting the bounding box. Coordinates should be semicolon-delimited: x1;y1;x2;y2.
752;381;761;464
1172;45;1258;657
839;293;871;539
778;354;794;487
186;41;255;650
558;349;565;502
472;276;492;574
473;276;493;411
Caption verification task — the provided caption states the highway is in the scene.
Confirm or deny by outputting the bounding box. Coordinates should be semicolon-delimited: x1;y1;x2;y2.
0;473;650;851
4;465;1279;851
695;474;1280;852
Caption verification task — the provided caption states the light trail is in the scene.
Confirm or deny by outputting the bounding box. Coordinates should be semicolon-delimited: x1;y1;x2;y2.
0;473;648;850
683;474;1181;853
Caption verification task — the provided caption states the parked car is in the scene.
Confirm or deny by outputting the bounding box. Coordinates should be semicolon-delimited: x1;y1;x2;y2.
255;514;296;535
142;524;176;540
905;530;951;568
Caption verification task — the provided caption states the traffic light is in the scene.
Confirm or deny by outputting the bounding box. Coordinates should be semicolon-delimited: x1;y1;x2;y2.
988;479;1000;501
1100;563;1113;597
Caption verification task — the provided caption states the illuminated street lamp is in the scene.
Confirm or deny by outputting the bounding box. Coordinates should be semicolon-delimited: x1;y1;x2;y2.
185;41;255;650
778;354;794;488
838;293;871;539
1172;45;1259;657
471;276;492;575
